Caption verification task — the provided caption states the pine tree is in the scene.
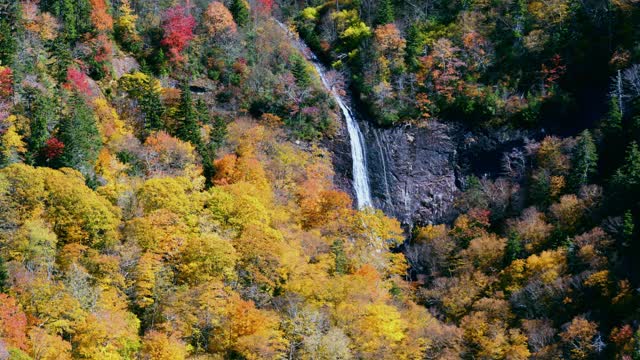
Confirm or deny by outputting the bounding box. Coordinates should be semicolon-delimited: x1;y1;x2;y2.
229;0;249;27
331;239;348;275
28;94;56;164
611;142;640;209
404;23;422;71
44;0;92;42
196;100;226;187
291;55;311;87
601;98;626;176
375;0;394;26
57;93;102;174
634;329;640;359
0;1;18;64
569;130;598;190
602;97;623;139
623;210;634;247
175;83;202;147
0;255;6;293
51;40;74;83
209;114;227;149
195;99;226;151
140;89;164;136
504;233;523;265
613;142;640;186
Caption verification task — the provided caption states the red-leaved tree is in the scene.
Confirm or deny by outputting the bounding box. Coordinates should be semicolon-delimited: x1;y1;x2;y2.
0;66;12;99
0;294;28;352
43;137;65;161
64;67;94;97
257;0;274;16
161;5;196;64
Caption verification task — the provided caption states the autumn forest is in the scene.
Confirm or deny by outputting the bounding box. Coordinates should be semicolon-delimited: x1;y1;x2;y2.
0;0;639;359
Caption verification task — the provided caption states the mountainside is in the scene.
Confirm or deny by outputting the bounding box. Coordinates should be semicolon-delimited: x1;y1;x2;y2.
0;0;640;359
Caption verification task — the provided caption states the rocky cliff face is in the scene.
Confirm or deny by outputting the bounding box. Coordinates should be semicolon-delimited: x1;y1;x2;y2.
326;116;540;230
362;121;459;228
325;117;460;229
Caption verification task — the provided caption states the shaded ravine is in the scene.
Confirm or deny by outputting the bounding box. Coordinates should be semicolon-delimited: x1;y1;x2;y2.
276;21;373;209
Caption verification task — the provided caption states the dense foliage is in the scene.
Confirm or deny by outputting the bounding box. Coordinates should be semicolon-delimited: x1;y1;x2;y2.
0;0;640;359
288;0;639;128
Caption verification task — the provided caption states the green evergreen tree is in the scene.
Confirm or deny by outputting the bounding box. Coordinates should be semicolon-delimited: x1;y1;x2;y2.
57;93;102;174
28;94;56;164
229;0;249;27
0;255;7;293
207;108;227;150
611;142;640;210
375;0;394;25
634;329;640;360
51;41;73;83
291;55;311;87
175;83;202;147
140;89;164;136
569;130;598;190
0;1;17;65
623;210;634;247
196;101;226;187
331;239;348;275
404;23;422;71
612;142;640;187
504;233;523;265
43;0;92;43
196;100;209;131
600;98;626;176
602;97;623;139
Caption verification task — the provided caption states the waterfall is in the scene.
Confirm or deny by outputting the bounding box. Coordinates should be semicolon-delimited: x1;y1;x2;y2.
325;78;373;209
277;21;373;209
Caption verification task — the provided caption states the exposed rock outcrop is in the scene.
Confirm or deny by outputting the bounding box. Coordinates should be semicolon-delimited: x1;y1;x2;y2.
112;56;139;79
362;121;459;228
325;117;460;228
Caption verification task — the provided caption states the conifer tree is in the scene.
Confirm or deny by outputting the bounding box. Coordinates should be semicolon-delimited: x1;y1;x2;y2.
175;83;202;147
291;55;311;87
602;98;623;139
611;142;640;209
44;0;92;42
600;98;625;175
0;1;18;65
196;100;226;186
504;234;523;264
56;93;102;174
229;0;249;27
569;130;598;190
375;0;394;26
613;142;640;186
404;23;422;71
28;94;56;164
0;255;6;293
211;118;227;150
141;89;164;136
332;240;348;275
623;210;634;247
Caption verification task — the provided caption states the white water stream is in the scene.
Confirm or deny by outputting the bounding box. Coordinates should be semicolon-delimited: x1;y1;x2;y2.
277;21;373;209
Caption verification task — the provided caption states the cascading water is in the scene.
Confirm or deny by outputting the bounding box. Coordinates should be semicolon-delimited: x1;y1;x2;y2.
277;21;373;209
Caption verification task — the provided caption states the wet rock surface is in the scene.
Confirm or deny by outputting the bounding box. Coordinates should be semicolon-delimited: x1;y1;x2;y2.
361;120;459;228
325;115;539;229
325;118;460;228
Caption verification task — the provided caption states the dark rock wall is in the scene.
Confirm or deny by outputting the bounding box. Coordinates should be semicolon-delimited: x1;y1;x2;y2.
325;118;460;229
362;121;459;228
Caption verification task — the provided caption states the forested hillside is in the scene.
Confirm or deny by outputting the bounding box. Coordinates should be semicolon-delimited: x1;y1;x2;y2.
0;0;639;359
